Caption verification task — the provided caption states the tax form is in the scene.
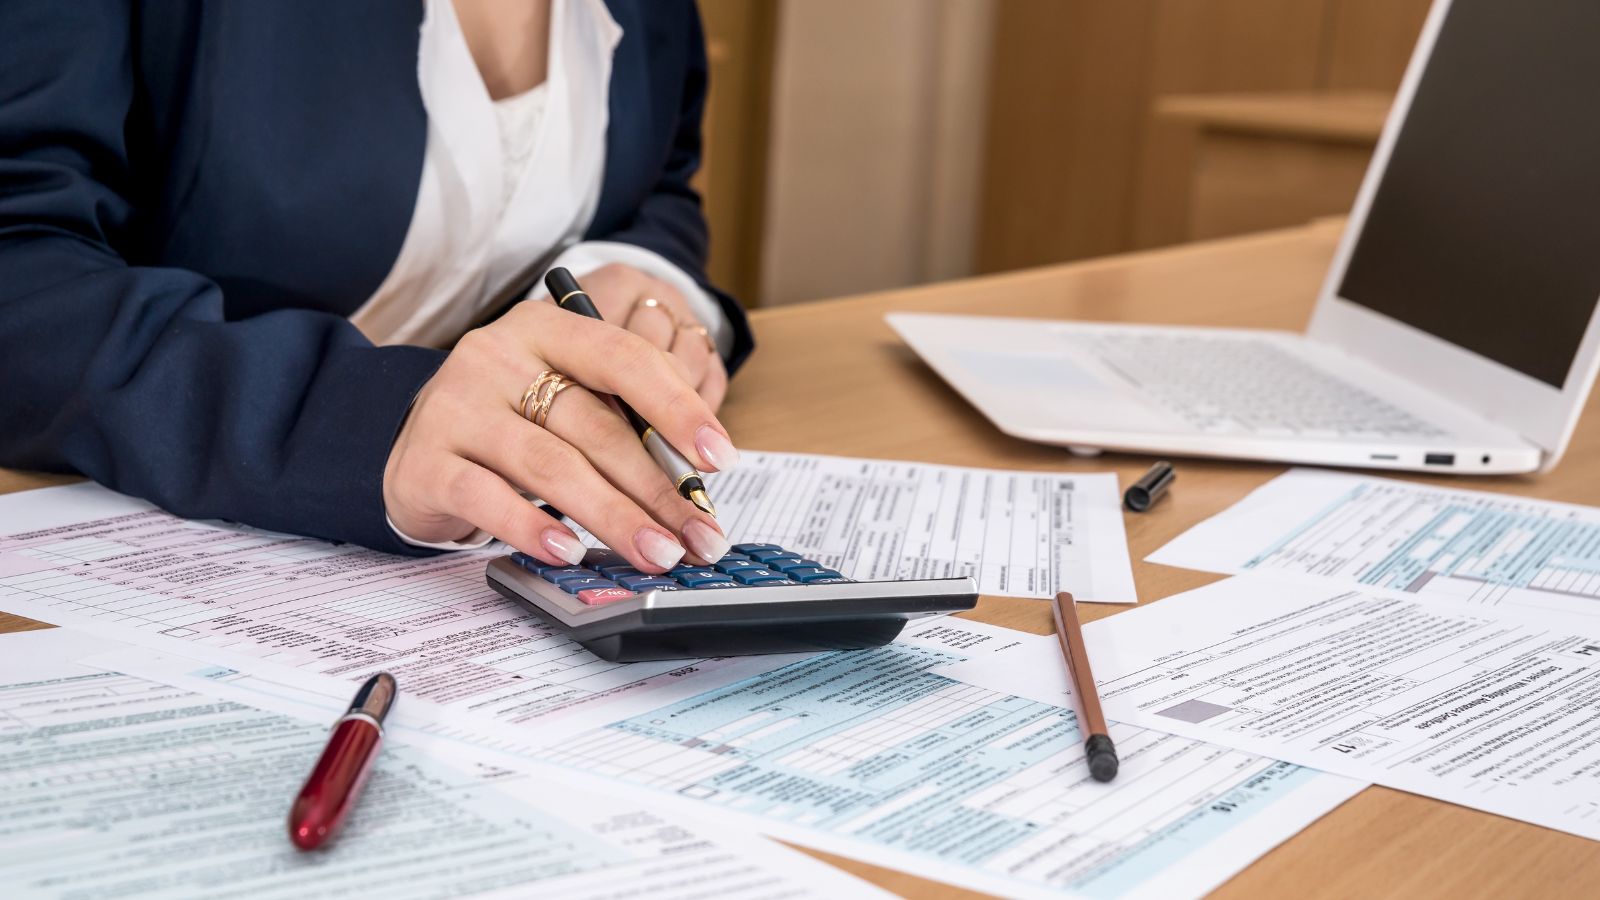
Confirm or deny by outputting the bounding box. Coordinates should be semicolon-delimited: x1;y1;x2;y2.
934;577;1600;840
0;483;792;736
0;628;887;900
696;451;1135;603
1149;468;1600;619
86;617;1364;900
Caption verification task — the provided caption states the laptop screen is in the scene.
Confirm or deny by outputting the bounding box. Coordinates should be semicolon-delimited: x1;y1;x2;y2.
1337;0;1600;389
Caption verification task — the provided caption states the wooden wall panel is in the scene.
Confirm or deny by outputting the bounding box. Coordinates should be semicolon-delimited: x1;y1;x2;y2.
978;0;1332;274
977;0;1434;273
697;0;777;305
977;2;1158;273
1322;0;1434;89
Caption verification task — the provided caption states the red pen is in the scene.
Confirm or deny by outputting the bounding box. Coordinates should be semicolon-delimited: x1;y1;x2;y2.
287;672;397;851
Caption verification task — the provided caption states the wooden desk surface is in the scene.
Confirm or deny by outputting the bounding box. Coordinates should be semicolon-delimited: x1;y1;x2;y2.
3;220;1596;897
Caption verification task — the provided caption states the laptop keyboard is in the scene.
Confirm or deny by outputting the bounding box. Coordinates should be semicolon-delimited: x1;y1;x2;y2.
1069;332;1448;438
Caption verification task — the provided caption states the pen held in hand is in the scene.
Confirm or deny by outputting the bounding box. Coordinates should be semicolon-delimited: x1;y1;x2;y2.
543;267;717;517
1052;592;1118;782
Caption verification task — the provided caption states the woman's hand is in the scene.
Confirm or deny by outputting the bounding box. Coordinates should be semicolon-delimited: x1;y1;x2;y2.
382;298;740;572
579;263;729;411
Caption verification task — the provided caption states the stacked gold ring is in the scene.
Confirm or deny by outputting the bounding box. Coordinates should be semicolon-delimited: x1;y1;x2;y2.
519;370;575;428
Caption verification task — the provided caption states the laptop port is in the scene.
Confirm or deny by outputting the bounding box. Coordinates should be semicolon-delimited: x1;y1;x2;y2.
1424;453;1455;466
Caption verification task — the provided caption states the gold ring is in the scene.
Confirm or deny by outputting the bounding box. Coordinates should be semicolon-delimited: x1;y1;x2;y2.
519;370;575;428
532;378;574;428
628;296;682;329
678;322;716;355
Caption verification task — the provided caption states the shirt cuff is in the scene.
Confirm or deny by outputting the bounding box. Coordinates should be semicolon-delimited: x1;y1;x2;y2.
530;240;734;360
387;514;496;551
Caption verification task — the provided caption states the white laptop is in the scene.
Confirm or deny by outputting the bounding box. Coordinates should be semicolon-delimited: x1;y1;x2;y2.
889;0;1600;475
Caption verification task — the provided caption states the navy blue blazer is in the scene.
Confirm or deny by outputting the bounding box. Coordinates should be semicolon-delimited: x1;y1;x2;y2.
0;0;751;553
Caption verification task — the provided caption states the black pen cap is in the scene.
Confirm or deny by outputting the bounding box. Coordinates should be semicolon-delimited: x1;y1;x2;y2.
1123;461;1175;512
543;267;603;319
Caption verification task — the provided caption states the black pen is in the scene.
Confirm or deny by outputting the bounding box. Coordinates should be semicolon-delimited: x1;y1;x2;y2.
543;267;717;517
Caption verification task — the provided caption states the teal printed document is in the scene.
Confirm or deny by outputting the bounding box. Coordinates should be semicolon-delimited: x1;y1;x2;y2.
1149;468;1600;620
99;616;1364;900
530;619;1363;900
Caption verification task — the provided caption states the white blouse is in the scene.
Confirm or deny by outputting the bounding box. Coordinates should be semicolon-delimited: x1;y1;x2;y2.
349;0;730;355
363;0;730;549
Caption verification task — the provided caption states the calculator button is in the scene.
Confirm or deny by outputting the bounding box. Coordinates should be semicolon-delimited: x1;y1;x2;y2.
557;576;618;594
743;576;795;587
716;552;753;562
770;558;822;573
731;568;783;584
676;572;736;587
597;564;641;578
618;575;682;590
747;549;800;563
714;558;766;574
577;587;636;605
779;566;826;580
582;549;626;569
511;553;561;574
732;543;781;554
794;570;848;584
541;567;596;583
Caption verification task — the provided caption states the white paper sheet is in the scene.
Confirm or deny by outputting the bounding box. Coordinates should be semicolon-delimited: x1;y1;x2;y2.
0;628;888;900
688;451;1136;602
0;482;796;739
1148;468;1600;619
933;576;1600;840
105;617;1365;900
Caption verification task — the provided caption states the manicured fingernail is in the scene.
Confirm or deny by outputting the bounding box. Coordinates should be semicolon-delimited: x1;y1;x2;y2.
542;529;587;566
635;528;686;570
695;426;740;471
683;519;730;563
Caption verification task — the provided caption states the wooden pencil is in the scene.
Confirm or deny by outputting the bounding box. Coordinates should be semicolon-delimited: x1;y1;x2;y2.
1052;591;1119;781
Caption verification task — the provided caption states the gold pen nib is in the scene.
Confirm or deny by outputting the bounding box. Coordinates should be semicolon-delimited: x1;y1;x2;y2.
688;488;717;518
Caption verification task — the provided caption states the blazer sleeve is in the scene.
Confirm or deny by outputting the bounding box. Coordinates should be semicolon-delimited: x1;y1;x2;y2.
0;2;446;554
586;6;755;373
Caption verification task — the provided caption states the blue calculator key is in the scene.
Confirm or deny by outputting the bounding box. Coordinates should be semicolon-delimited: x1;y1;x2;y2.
618;575;683;591
714;558;766;574
583;549;626;568
556;576;618;594
541;567;597;583
676;571;736;587
732;543;781;554
717;552;753;562
770;558;822;573
512;553;560;574
669;566;718;578
597;564;641;578
794;570;847;584
744;575;796;587
780;566;826;580
731;568;784;584
748;549;800;563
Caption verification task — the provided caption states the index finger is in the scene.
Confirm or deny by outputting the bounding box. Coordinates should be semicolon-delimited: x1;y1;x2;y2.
519;302;739;473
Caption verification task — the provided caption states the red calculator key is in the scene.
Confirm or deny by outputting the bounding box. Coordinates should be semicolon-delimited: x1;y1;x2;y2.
577;587;637;606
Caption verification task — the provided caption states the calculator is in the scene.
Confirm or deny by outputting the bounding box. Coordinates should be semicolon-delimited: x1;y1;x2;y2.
485;543;977;662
